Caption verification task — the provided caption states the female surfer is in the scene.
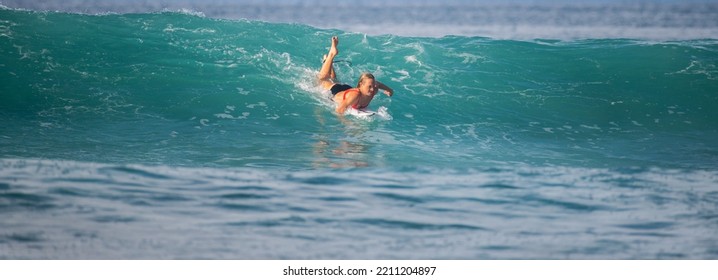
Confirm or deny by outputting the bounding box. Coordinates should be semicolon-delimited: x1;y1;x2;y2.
317;36;394;115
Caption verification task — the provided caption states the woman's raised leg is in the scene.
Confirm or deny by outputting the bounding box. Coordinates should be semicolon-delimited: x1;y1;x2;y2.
317;36;339;86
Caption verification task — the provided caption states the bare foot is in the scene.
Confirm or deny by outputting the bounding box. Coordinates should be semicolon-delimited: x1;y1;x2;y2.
329;36;338;57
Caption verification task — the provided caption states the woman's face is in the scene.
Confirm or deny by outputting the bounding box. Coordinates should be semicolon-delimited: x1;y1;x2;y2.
359;78;377;95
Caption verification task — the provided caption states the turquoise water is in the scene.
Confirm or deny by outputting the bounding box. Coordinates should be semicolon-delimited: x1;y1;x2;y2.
1;8;718;259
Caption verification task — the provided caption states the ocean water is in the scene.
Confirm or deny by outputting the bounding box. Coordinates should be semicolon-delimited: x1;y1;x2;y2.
1;2;718;259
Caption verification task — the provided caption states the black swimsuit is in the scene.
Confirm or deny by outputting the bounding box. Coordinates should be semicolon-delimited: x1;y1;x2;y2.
330;84;352;95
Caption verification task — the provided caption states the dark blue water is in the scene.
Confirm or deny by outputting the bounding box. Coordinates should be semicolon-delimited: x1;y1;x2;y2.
3;159;718;259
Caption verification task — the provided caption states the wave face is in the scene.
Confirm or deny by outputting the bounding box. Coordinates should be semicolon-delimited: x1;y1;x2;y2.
1;9;718;259
2;9;717;169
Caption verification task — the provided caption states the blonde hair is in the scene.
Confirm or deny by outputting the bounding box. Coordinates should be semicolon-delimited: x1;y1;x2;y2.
356;73;375;88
